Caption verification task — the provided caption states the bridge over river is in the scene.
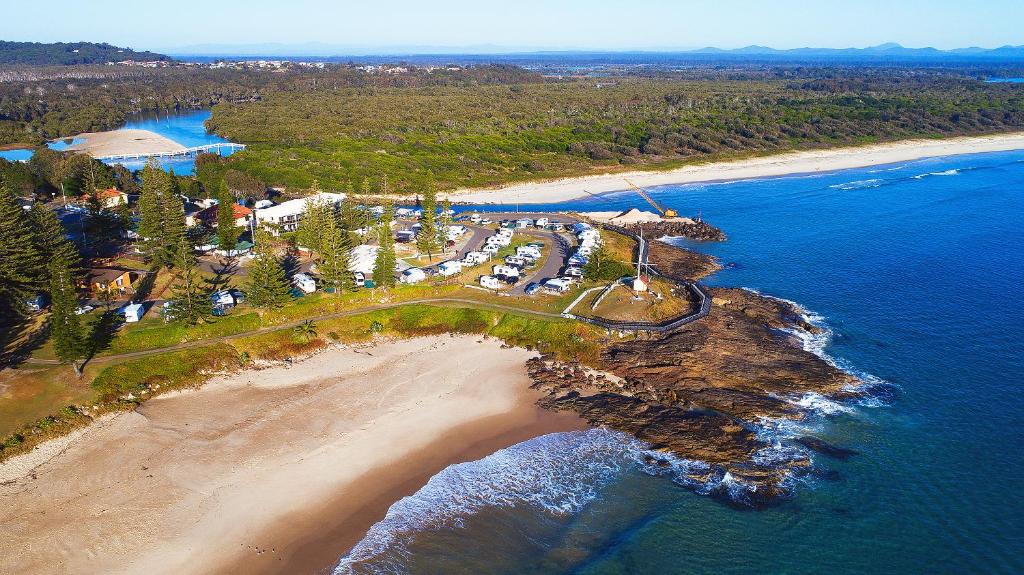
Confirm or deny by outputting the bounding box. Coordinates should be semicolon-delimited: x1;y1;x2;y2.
94;142;246;162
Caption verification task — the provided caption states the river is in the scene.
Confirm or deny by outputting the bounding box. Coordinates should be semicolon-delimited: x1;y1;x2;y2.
0;109;238;175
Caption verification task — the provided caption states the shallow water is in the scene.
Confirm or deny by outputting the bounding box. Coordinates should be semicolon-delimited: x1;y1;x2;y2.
339;150;1024;573
0;109;237;174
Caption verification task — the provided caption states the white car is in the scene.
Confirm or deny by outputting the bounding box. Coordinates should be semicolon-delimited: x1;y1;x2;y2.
480;218;493;225
469;213;482;223
74;304;94;315
564;266;584;278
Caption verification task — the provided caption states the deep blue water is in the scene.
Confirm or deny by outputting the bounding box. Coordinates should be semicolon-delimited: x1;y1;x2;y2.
0;109;236;174
339;151;1024;574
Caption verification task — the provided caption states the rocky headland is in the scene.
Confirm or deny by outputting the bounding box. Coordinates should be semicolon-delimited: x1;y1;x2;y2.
528;237;865;505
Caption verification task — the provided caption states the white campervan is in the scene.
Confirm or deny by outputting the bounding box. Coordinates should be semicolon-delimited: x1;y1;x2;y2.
493;265;520;278
480;275;502;290
438;260;463;277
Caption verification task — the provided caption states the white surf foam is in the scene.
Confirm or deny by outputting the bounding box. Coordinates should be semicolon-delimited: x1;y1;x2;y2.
828;178;883;190
334;429;645;574
912;168;960;179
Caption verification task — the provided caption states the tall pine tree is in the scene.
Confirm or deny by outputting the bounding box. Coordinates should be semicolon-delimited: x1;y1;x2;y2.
29;203;80;275
417;173;439;261
160;169;186;268
48;257;89;376
372;201;397;289
245;229;292;309
216;182;241;254
137;162;164;262
0;184;44;325
318;217;353;295
167;236;211;324
437;198;453;253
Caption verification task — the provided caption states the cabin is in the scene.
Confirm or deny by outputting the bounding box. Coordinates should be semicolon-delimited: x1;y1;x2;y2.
479;275;502;290
438;260;463;277
400;268;427;284
80;187;128;208
543;278;571;293
84;268;136;296
189;202;253;229
292;273;317;294
121;302;145;323
395;230;416;243
632;275;650;292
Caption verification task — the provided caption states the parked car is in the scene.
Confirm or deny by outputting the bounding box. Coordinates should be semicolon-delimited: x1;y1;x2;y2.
74;304;94;315
469;213;482;223
479;218;493;225
564;266;584;278
543;278;571;293
524;283;542;295
353;271;366;287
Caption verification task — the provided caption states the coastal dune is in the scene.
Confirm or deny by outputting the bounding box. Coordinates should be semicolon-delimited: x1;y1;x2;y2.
445;132;1024;204
0;336;582;575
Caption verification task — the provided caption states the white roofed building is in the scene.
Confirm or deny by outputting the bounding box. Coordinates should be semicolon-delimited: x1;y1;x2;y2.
253;192;346;234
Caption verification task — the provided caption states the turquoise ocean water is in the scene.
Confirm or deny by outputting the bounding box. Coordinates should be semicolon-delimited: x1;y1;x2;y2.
337;150;1024;574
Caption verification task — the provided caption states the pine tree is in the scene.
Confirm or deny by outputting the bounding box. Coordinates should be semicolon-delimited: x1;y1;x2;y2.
29;203;81;293
245;230;292;309
167;236;211;324
48;257;89;376
437;198;453;253
0;184;45;325
137;162;164;262
372;201;397;289
216;182;241;254
417;173;439;261
296;198;329;254
160;169;186;268
318;217;353;295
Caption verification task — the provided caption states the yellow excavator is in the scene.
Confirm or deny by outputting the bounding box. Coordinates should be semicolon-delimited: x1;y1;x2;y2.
623;178;678;218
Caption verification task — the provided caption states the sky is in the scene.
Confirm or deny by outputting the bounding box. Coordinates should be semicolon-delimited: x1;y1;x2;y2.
2;0;1022;54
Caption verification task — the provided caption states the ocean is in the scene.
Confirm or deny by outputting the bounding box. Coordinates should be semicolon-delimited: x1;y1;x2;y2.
337;150;1024;574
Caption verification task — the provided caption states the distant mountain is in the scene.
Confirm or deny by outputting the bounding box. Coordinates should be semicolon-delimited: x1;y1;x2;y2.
0;41;172;65
686;42;1024;60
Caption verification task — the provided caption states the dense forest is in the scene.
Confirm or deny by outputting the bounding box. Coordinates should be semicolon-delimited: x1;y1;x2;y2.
208;69;1024;192
0;41;171;66
2;62;1023;194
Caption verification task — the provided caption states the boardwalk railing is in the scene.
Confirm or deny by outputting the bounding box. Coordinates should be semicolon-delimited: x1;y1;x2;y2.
560;221;713;333
95;142;247;162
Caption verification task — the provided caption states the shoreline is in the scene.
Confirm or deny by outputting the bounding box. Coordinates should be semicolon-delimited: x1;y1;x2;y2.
444;132;1024;204
62;128;186;157
0;335;584;575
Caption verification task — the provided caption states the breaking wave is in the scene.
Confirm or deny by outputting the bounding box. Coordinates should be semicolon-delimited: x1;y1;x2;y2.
828;178;883;190
912;168;960;179
334;427;778;573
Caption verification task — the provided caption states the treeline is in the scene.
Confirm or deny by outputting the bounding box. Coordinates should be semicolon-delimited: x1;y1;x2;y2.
206;71;1024;193
0;41;171;66
0;64;540;146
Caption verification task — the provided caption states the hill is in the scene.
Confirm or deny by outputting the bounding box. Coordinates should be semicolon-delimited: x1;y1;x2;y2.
0;41;172;65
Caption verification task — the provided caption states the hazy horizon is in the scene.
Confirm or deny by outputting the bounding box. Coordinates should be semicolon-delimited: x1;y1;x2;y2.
4;0;1021;55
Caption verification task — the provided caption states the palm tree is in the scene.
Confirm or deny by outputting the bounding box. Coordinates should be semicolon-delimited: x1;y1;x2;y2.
293;320;318;343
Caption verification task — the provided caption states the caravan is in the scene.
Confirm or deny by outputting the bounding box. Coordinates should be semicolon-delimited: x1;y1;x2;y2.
400;268;427;284
463;251;490;266
437;260;463;277
479;275;502;290
492;265;520;279
292;273;317;294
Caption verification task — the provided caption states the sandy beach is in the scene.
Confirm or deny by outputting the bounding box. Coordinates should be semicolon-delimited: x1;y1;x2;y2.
61;128;186;157
0;335;583;575
445;132;1024;204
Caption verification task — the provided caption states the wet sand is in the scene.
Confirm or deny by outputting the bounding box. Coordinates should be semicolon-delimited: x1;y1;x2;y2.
0;335;584;575
444;132;1024;204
